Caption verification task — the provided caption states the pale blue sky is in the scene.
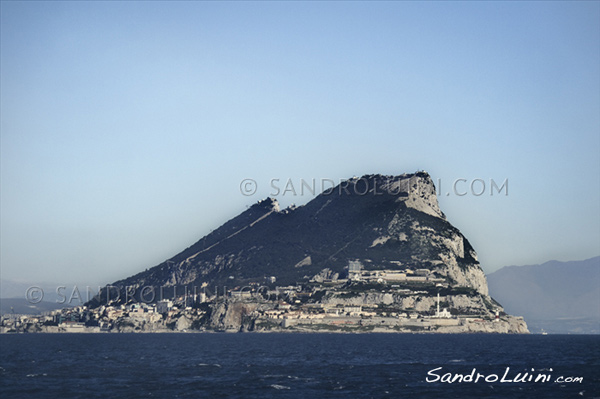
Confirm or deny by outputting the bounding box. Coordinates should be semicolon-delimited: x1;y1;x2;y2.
1;1;599;288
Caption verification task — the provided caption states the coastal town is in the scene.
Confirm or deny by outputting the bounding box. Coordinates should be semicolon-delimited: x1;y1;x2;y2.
0;261;528;334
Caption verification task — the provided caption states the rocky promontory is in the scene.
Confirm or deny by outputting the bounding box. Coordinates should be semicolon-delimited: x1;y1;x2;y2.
2;172;528;334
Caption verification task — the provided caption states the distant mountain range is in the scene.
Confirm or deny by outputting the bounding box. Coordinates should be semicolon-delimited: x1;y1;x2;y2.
0;297;68;316
0;279;76;315
487;256;600;334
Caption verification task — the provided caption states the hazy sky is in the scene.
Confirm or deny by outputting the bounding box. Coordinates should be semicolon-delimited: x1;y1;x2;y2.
1;1;599;288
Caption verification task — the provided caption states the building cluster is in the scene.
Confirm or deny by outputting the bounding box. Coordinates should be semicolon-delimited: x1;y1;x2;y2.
1;261;502;333
250;289;465;330
346;261;446;284
0;298;208;333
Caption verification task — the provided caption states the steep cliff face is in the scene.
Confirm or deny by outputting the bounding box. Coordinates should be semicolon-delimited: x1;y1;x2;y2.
91;172;490;303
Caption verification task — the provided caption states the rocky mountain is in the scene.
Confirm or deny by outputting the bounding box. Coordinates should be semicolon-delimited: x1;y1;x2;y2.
83;172;527;333
487;257;600;334
93;172;486;297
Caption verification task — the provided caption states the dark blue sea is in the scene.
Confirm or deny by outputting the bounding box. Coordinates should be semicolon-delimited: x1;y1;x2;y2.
1;334;598;398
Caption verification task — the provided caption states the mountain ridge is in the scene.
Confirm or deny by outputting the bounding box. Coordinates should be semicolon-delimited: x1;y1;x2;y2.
487;256;600;334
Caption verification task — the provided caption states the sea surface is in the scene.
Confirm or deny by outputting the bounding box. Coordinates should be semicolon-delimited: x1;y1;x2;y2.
0;333;598;398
